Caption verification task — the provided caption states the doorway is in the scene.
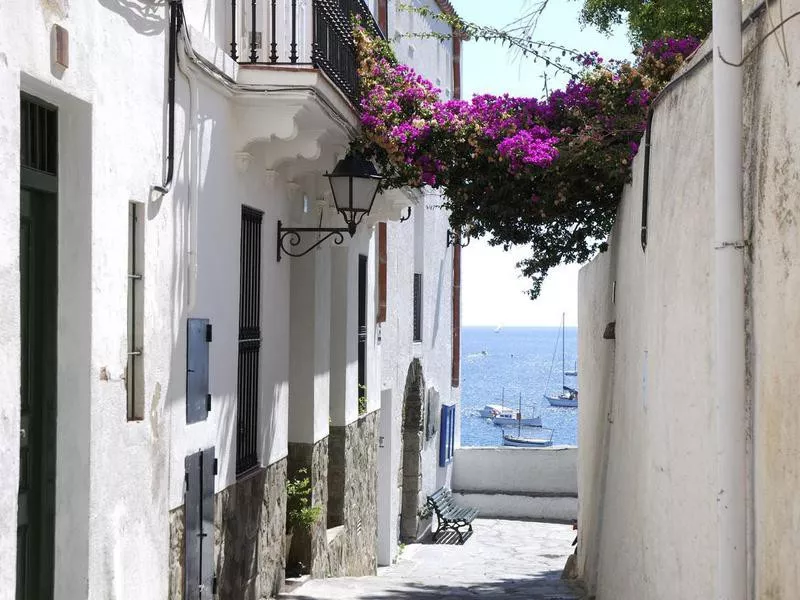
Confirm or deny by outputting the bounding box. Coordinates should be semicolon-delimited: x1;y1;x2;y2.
17;95;58;600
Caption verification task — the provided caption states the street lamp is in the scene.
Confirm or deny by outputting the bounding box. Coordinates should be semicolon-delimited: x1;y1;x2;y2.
277;153;383;261
325;153;382;237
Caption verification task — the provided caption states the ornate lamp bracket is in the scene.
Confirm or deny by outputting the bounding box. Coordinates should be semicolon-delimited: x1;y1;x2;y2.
277;220;349;261
446;229;471;248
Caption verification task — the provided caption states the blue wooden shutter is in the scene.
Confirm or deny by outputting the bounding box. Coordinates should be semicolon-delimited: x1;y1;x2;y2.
200;447;216;599
184;452;201;599
447;405;455;463
187;319;212;424
185;448;216;600
439;405;456;466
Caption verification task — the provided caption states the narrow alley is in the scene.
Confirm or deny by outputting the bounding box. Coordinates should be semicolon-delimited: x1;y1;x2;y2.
282;519;580;600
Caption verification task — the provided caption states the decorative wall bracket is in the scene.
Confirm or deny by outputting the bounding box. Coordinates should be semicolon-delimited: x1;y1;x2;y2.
400;207;412;222
446;229;471;248
277;220;349;261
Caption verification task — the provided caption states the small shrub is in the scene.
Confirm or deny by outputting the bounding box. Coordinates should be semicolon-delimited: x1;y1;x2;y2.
286;468;322;532
358;384;368;415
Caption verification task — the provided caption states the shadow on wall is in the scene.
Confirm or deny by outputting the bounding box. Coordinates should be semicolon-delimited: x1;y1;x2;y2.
98;0;167;36
287;570;581;600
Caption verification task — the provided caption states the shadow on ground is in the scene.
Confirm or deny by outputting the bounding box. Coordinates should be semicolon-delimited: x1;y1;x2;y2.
421;529;473;545
286;570;583;599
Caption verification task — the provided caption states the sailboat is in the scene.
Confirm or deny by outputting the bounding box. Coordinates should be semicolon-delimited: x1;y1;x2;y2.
502;393;553;447
479;386;515;418
492;392;542;427
565;360;578;377
544;314;578;408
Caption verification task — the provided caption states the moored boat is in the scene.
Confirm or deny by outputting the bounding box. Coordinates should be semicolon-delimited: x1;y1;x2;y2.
543;314;578;408
545;385;578;408
492;410;542;428
479;403;514;418
502;429;554;447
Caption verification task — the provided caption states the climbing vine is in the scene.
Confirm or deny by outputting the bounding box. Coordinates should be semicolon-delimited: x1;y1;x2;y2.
351;27;700;298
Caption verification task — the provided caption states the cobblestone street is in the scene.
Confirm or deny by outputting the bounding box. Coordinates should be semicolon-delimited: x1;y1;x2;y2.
281;519;581;599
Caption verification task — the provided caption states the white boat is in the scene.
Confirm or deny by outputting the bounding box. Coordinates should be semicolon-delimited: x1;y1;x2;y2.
494;392;544;427
479;404;514;418
492;413;542;427
543;314;578;408
545;388;578;408
502;429;554;447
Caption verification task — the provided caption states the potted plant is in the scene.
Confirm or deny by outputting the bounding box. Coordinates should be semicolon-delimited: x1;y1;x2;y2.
285;468;322;574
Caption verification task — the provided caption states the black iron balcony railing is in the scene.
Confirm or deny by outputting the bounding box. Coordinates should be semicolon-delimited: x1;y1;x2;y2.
229;0;383;101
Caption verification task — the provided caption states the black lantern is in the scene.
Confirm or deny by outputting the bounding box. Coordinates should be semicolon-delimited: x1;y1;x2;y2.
276;153;383;261
325;153;382;237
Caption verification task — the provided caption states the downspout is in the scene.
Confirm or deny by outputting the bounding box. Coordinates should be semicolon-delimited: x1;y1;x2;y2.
712;0;746;598
154;0;182;194
176;7;199;308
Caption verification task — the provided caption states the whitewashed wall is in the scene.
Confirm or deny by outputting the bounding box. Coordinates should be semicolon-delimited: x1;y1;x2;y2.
0;2;169;598
376;0;459;565
578;4;800;597
453;447;577;495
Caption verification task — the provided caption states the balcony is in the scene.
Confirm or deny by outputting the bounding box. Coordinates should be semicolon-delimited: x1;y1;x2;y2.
228;0;383;103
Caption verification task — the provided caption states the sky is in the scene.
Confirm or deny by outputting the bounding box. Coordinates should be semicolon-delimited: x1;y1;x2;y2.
449;0;631;327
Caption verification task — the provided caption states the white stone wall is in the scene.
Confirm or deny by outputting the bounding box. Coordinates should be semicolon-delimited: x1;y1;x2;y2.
453;447;577;495
0;2;170;598
1;0;456;594
578;4;800;598
376;0;460;565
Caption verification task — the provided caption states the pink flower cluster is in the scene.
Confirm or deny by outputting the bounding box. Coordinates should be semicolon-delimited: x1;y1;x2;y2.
354;24;701;197
640;37;700;64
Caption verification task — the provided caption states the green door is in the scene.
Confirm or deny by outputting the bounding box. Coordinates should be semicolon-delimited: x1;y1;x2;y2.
18;96;58;600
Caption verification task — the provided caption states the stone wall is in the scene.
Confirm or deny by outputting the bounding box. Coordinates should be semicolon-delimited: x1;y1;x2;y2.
287;439;329;578
327;411;379;577
168;458;287;600
400;360;428;542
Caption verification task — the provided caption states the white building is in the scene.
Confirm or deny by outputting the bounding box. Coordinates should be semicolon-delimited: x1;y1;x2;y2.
0;0;461;598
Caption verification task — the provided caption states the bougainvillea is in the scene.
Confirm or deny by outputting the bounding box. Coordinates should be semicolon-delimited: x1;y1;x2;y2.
352;26;700;298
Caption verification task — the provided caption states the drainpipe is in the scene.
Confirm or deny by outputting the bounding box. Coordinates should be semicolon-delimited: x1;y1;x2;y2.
712;0;746;598
177;16;199;308
154;0;181;194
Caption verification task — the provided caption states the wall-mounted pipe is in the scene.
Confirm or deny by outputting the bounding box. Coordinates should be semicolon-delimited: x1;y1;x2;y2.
176;4;199;308
154;0;182;195
639;1;764;252
713;0;746;597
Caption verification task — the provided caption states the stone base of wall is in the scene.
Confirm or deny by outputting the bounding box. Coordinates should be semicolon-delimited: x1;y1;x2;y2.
327;411;379;577
168;458;287;600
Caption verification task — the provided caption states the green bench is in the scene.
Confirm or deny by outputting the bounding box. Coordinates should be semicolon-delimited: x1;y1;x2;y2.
426;487;478;542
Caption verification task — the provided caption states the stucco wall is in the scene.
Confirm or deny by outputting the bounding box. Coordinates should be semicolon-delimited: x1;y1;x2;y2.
452;447;577;495
578;5;800;598
375;0;460;565
0;2;170;598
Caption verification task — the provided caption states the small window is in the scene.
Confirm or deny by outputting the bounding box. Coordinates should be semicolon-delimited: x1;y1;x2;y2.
127;201;145;420
413;272;422;342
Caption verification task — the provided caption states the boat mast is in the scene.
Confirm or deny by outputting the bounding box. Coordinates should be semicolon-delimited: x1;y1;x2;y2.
561;313;566;393
517;392;522;436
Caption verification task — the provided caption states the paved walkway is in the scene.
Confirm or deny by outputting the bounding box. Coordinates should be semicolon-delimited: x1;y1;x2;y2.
281;519;582;599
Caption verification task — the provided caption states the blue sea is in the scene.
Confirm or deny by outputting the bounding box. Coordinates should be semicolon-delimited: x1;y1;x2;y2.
460;326;579;447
